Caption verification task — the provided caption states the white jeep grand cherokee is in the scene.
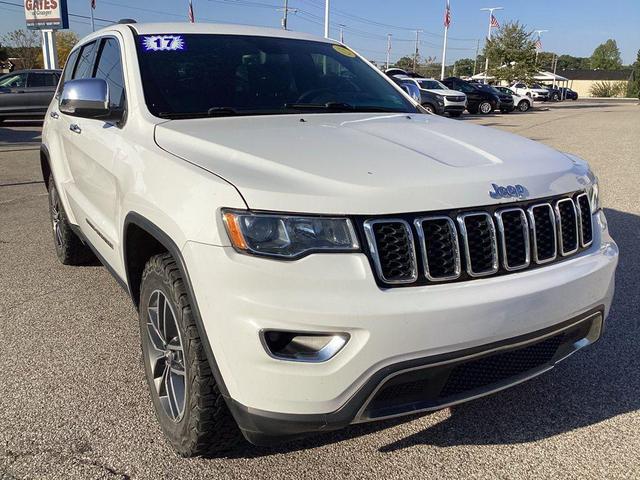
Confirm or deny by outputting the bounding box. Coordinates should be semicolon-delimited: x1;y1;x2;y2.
41;22;618;455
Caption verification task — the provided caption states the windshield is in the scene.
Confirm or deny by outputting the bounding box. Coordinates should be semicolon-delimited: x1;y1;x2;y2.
136;34;415;118
416;79;446;90
0;73;26;88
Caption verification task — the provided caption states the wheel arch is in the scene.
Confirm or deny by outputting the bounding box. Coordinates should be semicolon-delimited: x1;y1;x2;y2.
122;211;231;399
40;144;52;191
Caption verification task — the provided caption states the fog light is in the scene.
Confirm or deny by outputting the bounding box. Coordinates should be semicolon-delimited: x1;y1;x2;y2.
261;331;349;362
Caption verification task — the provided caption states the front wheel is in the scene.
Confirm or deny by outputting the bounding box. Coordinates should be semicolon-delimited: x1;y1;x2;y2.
518;100;531;112
422;103;435;114
478;101;493;115
552;93;560;101
139;253;242;456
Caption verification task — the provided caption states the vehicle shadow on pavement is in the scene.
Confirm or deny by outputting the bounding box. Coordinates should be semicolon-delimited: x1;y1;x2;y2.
0;121;43;146
377;207;637;453
218;208;637;459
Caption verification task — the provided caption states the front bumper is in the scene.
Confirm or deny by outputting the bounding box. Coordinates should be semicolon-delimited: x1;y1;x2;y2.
182;211;617;444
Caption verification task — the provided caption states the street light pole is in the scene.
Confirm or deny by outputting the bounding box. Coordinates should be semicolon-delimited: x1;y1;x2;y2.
480;6;503;83
386;33;392;70
413;30;422;72
324;0;330;38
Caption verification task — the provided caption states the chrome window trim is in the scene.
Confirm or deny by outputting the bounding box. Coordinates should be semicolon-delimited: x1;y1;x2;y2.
456;212;499;277
575;192;594;248
494;208;530;271
527;203;558;264
414;216;461;281
363;219;418;285
555;198;579;256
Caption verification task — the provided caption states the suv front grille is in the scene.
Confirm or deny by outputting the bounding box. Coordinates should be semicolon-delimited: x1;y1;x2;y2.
360;192;593;287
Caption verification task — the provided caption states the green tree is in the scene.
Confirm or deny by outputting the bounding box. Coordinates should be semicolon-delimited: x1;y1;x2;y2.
1;29;41;69
56;31;79;66
627;49;640;98
393;56;414;71
484;21;537;83
590;39;622;70
453;58;474;77
557;54;590;70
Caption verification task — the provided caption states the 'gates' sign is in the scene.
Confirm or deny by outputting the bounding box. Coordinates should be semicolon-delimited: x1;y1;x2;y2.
24;0;69;30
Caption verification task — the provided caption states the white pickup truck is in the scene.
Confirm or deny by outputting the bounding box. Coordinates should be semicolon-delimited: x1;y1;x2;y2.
41;22;618;455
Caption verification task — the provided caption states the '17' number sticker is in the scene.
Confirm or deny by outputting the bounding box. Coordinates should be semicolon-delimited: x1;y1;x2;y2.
142;35;185;52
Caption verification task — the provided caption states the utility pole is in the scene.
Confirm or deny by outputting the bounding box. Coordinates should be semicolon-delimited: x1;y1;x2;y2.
413;30;422;73
339;24;345;43
90;2;95;32
324;0;330;38
473;38;480;76
480;6;503;83
386;34;392;70
282;0;288;30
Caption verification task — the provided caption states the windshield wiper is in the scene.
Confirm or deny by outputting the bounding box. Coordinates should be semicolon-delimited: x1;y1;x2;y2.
284;102;401;113
157;107;242;119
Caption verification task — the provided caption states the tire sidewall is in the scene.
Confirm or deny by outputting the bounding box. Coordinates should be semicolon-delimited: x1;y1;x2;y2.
139;269;193;448
479;101;492;114
519;100;530;112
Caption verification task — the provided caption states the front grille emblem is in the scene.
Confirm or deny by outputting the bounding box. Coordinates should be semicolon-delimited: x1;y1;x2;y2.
489;183;528;199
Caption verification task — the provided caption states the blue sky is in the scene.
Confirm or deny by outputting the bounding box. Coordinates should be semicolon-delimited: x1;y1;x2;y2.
2;0;639;65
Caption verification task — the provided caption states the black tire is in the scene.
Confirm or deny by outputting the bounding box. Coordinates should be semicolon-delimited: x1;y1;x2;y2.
518;100;531;112
552;93;560;101
478;101;492;115
448;111;463;117
139;253;242;457
422;103;435;114
48;176;95;265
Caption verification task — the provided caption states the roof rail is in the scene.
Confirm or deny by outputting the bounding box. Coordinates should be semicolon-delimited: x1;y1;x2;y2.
117;18;137;24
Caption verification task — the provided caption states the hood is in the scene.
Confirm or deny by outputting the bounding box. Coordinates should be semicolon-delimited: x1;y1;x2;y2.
154;113;590;215
422;88;466;97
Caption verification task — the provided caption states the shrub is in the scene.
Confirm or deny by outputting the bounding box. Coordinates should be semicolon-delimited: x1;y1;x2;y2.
589;81;626;97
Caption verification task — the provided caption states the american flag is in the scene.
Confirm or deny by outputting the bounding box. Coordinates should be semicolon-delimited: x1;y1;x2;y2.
535;39;542;50
444;0;451;28
91;0;96;9
188;0;195;23
490;14;500;28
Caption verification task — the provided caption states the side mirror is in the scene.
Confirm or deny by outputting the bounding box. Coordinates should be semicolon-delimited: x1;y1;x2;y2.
59;78;111;119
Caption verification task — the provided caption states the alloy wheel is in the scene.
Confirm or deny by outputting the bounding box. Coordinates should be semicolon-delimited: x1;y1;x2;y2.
145;289;187;422
480;102;492;114
50;186;63;248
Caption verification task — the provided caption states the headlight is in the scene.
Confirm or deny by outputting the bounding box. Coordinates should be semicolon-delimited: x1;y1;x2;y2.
222;210;360;259
587;180;600;214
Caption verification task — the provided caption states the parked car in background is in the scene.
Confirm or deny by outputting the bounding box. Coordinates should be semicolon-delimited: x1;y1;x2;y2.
0;69;61;122
475;83;515;113
410;78;466;117
442;77;501;114
389;74;445;115
510;82;549;101
536;84;562;101
495;86;533;112
559;87;578;100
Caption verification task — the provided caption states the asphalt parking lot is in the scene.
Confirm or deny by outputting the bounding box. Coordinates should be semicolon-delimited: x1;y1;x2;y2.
1;100;639;479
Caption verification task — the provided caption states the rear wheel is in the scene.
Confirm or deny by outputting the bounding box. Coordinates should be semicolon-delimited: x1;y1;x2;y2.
48;177;95;265
479;101;492;115
139;253;242;456
518;100;531;112
552;92;560;101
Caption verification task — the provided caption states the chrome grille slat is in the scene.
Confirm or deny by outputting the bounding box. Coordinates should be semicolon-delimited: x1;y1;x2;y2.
495;208;530;271
363;219;418;284
528;203;558;264
575;193;594;247
555;198;579;256
457;212;499;277
414;216;461;281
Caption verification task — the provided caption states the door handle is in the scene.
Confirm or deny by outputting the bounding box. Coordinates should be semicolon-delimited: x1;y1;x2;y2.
69;124;82;134
50;111;59;119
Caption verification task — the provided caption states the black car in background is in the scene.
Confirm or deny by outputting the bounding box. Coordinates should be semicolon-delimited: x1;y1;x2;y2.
442;77;501;114
388;74;445;115
559;87;579;100
536;83;563;101
0;69;61;122
474;82;515;113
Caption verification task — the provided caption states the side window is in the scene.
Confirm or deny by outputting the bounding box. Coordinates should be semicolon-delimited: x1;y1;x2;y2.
60;49;80;89
28;73;59;87
0;73;27;88
93;38;126;111
73;41;97;79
